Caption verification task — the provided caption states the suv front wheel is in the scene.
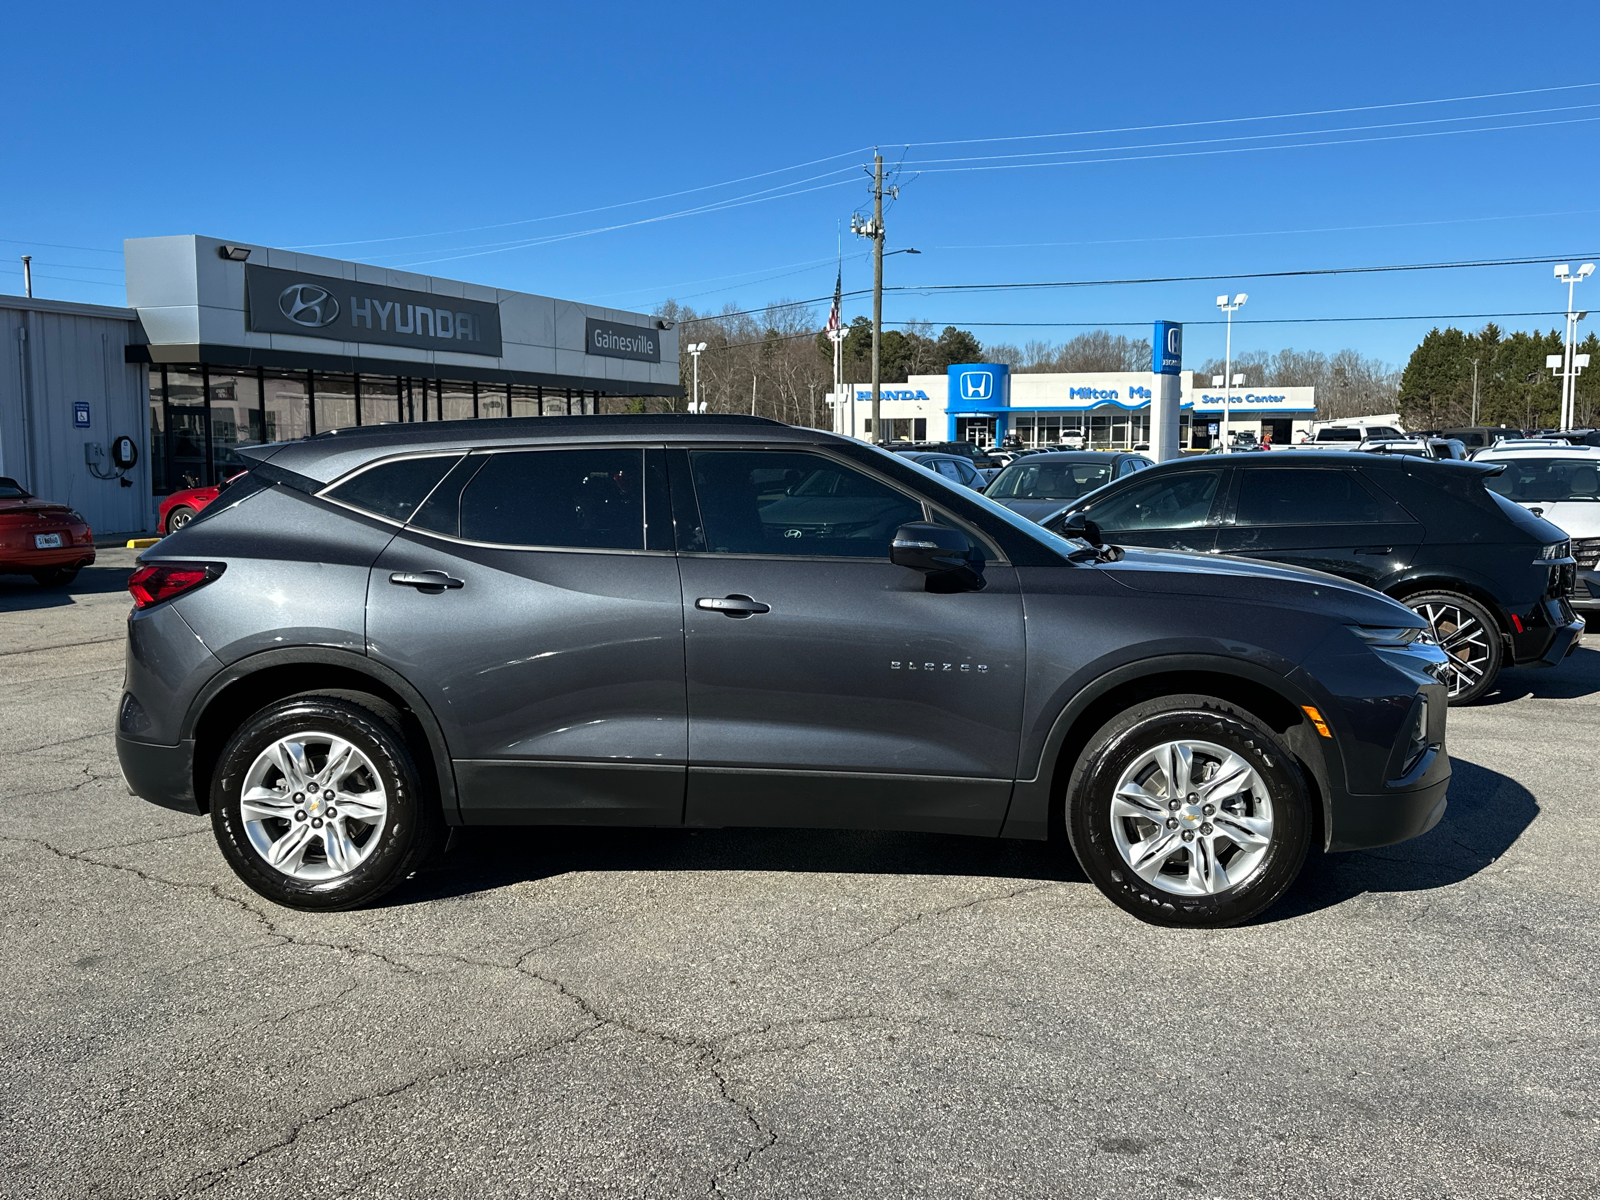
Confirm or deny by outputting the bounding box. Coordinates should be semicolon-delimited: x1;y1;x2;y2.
1066;695;1312;928
210;694;442;909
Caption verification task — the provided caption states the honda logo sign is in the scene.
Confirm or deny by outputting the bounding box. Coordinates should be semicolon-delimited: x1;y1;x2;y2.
959;371;993;401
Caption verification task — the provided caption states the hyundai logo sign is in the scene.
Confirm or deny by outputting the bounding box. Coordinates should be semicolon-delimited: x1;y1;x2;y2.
959;371;993;401
278;283;340;328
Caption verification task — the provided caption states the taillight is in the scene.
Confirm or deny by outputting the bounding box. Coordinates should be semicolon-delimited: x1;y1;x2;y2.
128;563;224;609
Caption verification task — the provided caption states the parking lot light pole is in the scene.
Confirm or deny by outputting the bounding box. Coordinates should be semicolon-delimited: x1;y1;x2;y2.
685;342;707;413
1216;293;1247;452
1554;264;1593;430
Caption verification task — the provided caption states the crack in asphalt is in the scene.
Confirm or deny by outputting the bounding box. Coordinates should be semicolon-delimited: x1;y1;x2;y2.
788;880;1059;967
6;835;423;978
0;635;124;659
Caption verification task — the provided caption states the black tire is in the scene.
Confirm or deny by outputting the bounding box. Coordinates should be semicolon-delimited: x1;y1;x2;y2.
165;505;196;533
31;566;80;587
209;694;443;910
1399;590;1502;706
1065;694;1313;928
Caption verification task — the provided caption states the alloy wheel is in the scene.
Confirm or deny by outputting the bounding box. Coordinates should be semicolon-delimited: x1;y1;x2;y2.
239;732;389;880
1108;738;1274;897
1413;601;1491;700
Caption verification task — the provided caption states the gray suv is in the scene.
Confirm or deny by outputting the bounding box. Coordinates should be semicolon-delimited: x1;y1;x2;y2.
118;415;1453;927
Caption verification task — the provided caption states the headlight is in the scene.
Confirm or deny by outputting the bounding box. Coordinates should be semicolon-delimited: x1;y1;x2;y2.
1351;625;1426;647
1539;540;1571;561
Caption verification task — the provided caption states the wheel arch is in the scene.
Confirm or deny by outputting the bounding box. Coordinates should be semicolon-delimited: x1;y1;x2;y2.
184;648;459;823
1000;655;1332;852
1384;573;1512;638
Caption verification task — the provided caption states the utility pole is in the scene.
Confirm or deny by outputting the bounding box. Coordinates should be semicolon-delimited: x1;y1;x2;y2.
852;153;892;443
20;255;32;299
1471;357;1480;427
751;372;757;417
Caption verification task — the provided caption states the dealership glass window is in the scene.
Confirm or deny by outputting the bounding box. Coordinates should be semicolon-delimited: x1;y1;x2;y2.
263;369;311;444
510;384;541;417
148;366;168;494
540;388;568;417
440;380;475;421
316;373;358;432
207;369;263;478
360;375;401;425
166;369;208;491
478;381;509;419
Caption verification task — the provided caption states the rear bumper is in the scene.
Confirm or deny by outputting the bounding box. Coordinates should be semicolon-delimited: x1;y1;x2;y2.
1509;598;1585;666
1326;746;1451;852
116;734;202;815
0;547;96;573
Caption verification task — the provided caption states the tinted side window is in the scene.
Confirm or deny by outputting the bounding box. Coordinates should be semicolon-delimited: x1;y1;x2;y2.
1086;470;1222;531
459;449;644;549
325;455;462;523
1234;469;1406;526
689;450;924;557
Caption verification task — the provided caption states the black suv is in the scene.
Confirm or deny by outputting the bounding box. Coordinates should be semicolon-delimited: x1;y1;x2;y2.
119;416;1453;928
1041;452;1583;704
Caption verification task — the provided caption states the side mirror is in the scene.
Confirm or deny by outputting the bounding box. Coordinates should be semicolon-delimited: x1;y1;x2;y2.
890;523;985;592
1058;510;1104;546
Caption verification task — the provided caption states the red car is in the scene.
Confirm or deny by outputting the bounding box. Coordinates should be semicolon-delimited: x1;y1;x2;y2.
0;476;95;586
159;471;247;533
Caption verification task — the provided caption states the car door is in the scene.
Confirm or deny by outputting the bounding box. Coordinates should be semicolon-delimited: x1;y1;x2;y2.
1074;467;1228;554
1213;465;1421;586
363;445;688;826
672;447;1026;836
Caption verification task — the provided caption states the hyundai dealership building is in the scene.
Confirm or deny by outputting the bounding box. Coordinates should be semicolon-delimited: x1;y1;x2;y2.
827;365;1315;451
0;234;680;536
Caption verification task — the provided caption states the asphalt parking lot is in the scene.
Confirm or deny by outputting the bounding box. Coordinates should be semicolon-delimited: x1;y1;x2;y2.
2;549;1597;1199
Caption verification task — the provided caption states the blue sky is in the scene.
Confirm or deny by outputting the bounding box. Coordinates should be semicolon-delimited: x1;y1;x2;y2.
5;0;1600;368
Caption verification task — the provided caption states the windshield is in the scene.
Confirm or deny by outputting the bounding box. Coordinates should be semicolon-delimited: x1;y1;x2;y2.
1484;458;1600;502
988;460;1111;500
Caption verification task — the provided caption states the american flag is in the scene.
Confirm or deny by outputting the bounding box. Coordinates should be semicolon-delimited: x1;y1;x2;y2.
825;266;842;336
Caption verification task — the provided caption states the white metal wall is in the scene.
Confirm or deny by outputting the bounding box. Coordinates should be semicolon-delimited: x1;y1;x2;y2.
0;299;153;537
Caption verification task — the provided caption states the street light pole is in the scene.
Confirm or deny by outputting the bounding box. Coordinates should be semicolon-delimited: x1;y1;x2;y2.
685;341;706;413
1555;263;1594;431
1215;293;1248;452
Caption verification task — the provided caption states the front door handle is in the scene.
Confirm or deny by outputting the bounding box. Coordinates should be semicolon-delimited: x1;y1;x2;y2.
390;570;464;592
696;594;770;618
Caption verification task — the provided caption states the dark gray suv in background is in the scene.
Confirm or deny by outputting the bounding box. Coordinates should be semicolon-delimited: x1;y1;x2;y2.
118;416;1452;927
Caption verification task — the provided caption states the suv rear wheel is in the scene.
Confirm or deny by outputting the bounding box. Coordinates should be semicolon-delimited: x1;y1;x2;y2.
1399;591;1501;706
1066;695;1312;928
210;695;442;909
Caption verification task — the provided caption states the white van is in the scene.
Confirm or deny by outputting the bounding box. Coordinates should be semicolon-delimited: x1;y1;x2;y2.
1475;444;1600;612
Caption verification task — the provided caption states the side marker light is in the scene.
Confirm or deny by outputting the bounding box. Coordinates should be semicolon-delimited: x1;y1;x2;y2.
1300;705;1333;738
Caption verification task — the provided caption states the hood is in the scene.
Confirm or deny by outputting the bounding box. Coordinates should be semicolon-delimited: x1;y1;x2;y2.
995;498;1076;523
1507;500;1600;538
1103;547;1423;627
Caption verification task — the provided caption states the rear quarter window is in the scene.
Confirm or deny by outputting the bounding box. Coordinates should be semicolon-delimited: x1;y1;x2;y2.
324;455;463;523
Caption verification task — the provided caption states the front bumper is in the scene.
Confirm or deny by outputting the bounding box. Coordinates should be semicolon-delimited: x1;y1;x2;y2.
1574;567;1600;611
1326;746;1451;852
116;733;202;815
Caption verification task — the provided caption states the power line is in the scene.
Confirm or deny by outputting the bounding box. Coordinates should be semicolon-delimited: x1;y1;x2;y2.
292;145;874;251
930;208;1600;253
898;102;1600;168
0;237;123;256
908;114;1600;176
900;81;1600;148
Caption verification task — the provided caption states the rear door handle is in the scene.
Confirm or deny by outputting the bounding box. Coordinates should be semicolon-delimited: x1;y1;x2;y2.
696;594;770;618
390;570;464;591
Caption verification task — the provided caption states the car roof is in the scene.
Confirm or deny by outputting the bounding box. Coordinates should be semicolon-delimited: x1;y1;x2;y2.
1135;450;1503;477
1477;444;1600;460
240;414;837;484
1002;450;1125;463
